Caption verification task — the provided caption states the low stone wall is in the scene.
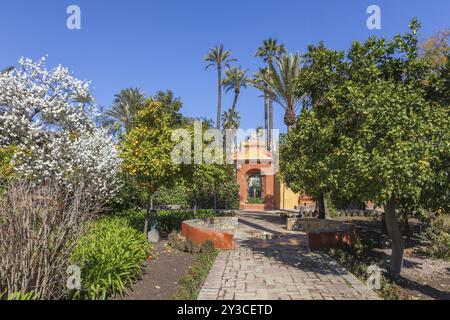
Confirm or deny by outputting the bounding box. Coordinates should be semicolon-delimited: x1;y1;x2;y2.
281;209;383;219
181;217;238;250
286;218;357;250
333;210;383;218
280;210;320;219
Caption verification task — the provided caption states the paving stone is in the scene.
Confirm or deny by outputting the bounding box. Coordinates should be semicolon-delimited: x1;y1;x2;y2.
198;211;381;301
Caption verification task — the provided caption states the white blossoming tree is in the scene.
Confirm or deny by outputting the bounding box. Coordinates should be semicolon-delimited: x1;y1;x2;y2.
0;57;121;201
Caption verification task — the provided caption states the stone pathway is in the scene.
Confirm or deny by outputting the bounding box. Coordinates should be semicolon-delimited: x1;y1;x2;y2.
198;211;380;300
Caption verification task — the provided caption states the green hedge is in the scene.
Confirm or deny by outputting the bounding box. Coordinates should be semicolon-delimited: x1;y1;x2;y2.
109;179;240;212
122;209;216;238
197;181;240;210
71;216;151;300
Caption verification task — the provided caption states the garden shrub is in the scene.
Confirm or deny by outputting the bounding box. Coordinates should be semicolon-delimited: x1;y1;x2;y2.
71;216;151;300
157;209;215;236
197;181;240;210
154;182;190;208
110;179;201;212
122;209;216;238
110;177;239;212
421;215;450;261
0;179;96;300
216;181;240;210
247;197;264;204
1;57;121;203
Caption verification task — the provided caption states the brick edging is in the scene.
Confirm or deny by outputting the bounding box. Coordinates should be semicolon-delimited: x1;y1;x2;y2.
197;250;229;300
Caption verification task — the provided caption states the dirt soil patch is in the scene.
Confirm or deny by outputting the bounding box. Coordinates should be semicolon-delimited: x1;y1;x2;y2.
116;241;197;300
375;248;450;300
335;216;450;300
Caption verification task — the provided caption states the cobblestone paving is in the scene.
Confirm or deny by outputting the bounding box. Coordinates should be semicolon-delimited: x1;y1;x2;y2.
198;211;380;300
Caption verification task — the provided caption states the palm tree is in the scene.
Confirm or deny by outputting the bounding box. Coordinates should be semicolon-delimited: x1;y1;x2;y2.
255;38;287;64
251;68;271;149
104;88;146;134
221;109;241;131
222;108;241;152
255;39;287;142
204;45;236;130
222;66;250;128
262;53;302;130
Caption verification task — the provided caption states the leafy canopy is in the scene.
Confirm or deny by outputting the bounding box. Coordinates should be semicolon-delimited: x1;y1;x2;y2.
282;19;450;211
120;100;179;194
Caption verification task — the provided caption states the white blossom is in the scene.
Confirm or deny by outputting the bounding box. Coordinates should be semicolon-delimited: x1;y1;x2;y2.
0;57;121;201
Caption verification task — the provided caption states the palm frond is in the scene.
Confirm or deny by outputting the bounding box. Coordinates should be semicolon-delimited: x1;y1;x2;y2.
255;38;287;63
103;88;146;133
204;44;236;69
223;66;250;94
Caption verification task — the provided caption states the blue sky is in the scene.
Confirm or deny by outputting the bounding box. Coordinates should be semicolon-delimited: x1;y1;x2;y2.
2;0;449;132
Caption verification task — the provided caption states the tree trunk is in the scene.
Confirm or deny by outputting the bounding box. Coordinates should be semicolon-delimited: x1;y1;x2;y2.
213;189;217;212
317;193;329;219
385;196;404;278
217;67;222;130
194;196;198;215
264;94;269;150
150;196;156;229
230;92;239;118
144;193;151;235
269;98;273;151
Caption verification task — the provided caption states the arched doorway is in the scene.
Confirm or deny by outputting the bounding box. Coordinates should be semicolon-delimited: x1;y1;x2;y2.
247;170;264;203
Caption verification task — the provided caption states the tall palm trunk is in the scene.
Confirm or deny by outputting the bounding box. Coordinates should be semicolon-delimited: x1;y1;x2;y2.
284;107;297;132
230;90;239;118
264;93;269;150
269;98;273;151
217;67;222;130
268;57;274;150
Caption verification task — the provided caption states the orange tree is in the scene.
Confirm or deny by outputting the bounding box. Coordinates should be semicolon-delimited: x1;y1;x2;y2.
282;20;450;277
120;100;179;235
173;121;233;213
